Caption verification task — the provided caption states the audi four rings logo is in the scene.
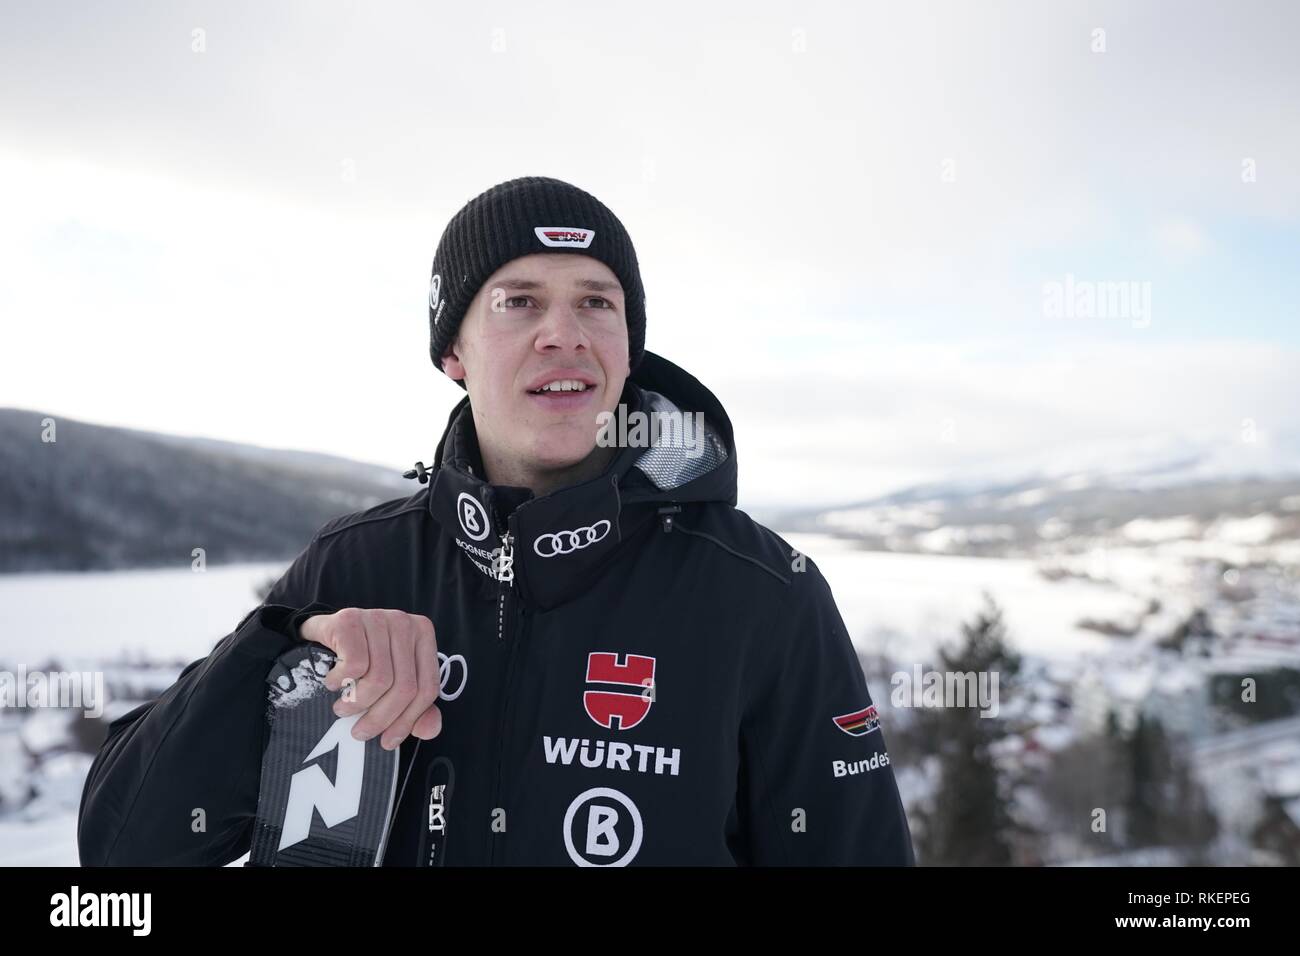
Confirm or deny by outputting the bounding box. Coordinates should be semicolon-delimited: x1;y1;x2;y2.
534;520;611;558
437;652;468;702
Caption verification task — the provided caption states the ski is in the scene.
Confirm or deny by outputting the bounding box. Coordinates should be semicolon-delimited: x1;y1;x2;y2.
247;642;400;866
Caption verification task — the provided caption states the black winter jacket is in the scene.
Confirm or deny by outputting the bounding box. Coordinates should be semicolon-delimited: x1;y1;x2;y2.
77;352;915;866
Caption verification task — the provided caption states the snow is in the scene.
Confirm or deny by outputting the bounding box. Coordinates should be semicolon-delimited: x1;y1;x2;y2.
1039;517;1071;539
1264;765;1300;799
817;503;944;535
1121;516;1200;543
0;752;94;866
0;562;286;867
915;524;1016;552
272;655;330;709
0;561;287;666
786;533;1121;663
1000;488;1049;508
0;812;79;866
0;728;31;809
1034;725;1076;751
1047;545;1200;594
0;534;1295;865
18;710;75;754
1105;667;1154;702
1209;513;1280;545
25;753;94;818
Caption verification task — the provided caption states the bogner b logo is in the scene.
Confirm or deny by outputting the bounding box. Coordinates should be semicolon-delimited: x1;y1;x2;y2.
279;715;366;851
583;652;656;731
457;492;490;542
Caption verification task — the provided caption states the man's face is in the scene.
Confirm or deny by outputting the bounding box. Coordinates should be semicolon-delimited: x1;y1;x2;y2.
441;253;630;477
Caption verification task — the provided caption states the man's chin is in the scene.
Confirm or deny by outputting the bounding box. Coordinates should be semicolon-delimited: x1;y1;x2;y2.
526;438;617;476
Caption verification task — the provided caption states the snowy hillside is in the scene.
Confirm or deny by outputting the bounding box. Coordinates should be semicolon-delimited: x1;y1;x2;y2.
0;408;413;572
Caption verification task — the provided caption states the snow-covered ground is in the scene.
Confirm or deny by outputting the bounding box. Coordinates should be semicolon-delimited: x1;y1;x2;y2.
0;811;79;866
0;562;288;866
785;533;1137;663
0;542;1146;673
0;538;1293;866
0;561;288;667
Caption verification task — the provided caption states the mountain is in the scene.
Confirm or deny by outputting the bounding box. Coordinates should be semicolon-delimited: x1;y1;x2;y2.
771;465;1300;562
0;408;415;573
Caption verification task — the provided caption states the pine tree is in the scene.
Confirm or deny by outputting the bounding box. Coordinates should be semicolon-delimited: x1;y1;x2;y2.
1125;712;1218;851
916;595;1022;865
1127;714;1163;846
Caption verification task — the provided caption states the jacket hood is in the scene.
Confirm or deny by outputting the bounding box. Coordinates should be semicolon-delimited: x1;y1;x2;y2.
423;351;737;609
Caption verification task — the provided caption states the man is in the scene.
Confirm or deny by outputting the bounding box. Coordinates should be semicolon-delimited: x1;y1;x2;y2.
78;176;915;866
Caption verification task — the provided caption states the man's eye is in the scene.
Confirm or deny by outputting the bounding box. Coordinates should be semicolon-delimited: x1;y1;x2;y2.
583;297;613;309
504;296;533;309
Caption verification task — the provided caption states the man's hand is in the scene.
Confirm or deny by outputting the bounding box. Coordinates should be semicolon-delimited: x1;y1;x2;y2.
299;608;444;750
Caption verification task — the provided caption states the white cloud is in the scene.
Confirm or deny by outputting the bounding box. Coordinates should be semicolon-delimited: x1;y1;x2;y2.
1;0;1296;509
1152;219;1213;259
720;339;1300;507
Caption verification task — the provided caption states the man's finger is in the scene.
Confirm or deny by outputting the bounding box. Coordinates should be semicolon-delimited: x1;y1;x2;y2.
350;612;414;740
321;609;369;693
411;704;443;740
380;621;441;749
335;610;394;720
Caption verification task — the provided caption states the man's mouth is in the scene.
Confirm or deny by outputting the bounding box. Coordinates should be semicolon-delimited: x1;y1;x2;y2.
527;379;593;395
524;373;600;411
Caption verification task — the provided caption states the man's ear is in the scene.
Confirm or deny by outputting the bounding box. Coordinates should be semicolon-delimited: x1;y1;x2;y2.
441;339;467;382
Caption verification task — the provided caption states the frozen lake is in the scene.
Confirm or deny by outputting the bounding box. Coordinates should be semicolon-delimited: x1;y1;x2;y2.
0;535;1142;672
0;560;289;668
0;535;1189;866
784;533;1126;663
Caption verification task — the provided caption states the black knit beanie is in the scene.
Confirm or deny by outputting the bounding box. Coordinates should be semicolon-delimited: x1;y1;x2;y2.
428;176;647;389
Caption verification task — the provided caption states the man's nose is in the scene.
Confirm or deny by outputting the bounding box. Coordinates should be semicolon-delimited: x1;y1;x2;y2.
535;304;589;351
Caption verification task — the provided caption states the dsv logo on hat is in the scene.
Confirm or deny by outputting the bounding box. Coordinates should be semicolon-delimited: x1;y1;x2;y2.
534;520;610;558
457;492;490;542
534;226;595;248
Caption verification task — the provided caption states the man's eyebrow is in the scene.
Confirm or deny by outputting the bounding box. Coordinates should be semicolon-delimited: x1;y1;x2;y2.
493;276;623;295
575;278;623;294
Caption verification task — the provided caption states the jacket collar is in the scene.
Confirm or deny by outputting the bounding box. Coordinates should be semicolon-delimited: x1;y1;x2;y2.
424;351;736;609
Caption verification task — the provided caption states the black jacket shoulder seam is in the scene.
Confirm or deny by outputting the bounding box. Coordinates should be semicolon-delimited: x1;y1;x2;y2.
671;521;792;586
317;504;428;542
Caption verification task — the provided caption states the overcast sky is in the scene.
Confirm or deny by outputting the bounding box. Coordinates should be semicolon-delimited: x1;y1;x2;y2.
2;0;1297;508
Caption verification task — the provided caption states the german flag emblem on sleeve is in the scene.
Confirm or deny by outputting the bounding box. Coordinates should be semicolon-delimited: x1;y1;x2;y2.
833;704;881;737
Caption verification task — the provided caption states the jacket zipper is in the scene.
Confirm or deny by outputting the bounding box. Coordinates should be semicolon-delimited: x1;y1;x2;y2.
420;756;455;867
494;533;514;641
490;527;521;865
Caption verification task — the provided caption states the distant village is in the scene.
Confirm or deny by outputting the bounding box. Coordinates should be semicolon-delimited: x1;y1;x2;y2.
869;557;1300;865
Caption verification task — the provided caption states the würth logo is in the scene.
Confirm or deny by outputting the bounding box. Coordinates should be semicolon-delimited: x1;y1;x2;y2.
534;226;595;248
833;704;881;737
583;652;655;730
